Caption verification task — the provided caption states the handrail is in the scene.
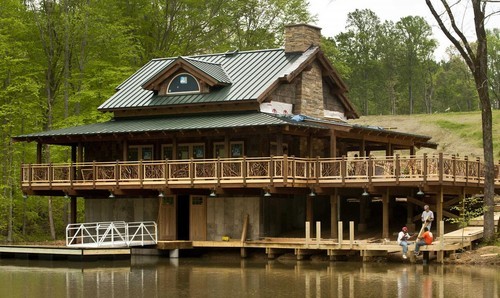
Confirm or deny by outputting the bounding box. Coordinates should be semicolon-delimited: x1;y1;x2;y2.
23;155;500;189
66;221;157;248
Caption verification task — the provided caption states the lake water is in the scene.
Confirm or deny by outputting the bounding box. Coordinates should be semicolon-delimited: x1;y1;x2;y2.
0;256;498;297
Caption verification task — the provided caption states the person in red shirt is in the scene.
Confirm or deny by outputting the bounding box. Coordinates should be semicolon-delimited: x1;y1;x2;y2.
414;227;433;256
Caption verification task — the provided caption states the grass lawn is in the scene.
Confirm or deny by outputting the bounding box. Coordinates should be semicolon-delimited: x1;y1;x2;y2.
349;110;500;159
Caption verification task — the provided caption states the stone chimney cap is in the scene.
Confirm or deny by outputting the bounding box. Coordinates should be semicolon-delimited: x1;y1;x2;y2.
285;23;322;30
284;24;322;53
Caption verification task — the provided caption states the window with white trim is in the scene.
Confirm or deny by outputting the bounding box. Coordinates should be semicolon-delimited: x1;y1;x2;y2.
167;73;200;94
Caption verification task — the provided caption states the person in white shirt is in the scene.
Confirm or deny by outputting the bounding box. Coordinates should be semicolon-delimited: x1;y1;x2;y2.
397;226;412;259
421;205;434;230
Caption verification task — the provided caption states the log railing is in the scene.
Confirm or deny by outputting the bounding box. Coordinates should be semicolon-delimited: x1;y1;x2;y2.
21;154;500;190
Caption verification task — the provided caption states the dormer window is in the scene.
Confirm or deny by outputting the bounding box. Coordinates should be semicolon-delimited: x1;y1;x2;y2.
167;73;200;94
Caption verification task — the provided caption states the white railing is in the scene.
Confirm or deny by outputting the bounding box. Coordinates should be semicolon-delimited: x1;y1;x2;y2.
66;221;157;248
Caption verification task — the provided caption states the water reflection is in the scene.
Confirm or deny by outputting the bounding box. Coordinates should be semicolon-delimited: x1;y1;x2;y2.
0;256;498;297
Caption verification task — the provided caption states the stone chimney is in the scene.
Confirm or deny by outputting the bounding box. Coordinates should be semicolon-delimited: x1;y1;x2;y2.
284;24;322;53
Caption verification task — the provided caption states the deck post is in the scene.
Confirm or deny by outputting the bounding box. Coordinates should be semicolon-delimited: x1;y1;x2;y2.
406;199;415;231
349;221;354;248
358;195;367;232
305;221;311;246
70;197;77;224
338;221;343;248
382;189;389;239
330;193;338;238
437;221;445;263
436;186;443;237
316;221;321;247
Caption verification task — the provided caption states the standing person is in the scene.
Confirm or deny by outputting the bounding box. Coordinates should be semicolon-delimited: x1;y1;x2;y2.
397;226;412;259
421;205;434;230
414;227;433;256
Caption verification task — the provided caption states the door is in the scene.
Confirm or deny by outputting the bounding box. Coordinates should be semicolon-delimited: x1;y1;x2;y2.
190;195;207;240
157;195;177;240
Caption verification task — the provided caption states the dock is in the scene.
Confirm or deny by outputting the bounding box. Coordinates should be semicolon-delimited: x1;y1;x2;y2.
0;245;131;260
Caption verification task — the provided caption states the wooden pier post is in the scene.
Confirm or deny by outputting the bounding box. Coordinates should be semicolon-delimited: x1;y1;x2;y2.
316;221;321;248
305;221;311;247
338;221;343;248
437;186;443;237
349;221;354;249
330;193;338;239
437;221;445;263
382;189;389;239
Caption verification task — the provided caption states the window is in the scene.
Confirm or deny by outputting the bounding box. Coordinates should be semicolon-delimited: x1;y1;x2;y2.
177;143;205;159
214;142;226;158
192;196;204;205
167;73;200;94
162;145;173;160
128;145;154;161
270;142;288;156
230;142;244;158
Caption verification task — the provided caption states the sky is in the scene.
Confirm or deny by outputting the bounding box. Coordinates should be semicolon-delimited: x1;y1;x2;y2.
307;0;500;60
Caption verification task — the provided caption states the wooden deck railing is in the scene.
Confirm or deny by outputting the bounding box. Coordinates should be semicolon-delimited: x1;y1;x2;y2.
21;154;500;191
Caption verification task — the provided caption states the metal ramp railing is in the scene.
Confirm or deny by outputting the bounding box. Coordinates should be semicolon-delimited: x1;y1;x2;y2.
66;221;157;248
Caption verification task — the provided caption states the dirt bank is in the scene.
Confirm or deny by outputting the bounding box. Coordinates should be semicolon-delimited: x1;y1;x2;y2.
443;246;500;265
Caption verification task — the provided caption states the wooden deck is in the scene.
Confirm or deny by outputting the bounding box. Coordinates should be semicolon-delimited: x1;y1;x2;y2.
158;220;482;263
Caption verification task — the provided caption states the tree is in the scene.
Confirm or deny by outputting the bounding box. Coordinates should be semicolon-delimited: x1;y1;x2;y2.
395;16;437;114
335;9;382;115
426;0;497;241
487;29;500;109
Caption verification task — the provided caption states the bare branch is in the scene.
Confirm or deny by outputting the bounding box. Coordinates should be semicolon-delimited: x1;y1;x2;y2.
425;0;474;67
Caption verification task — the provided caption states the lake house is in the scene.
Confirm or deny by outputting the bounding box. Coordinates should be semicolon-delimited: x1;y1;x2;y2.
15;24;499;247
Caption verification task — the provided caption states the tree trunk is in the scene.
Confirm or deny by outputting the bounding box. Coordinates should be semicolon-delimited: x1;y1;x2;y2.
48;196;56;240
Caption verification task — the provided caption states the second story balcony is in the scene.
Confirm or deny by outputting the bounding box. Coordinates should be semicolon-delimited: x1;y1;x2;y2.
21;153;500;197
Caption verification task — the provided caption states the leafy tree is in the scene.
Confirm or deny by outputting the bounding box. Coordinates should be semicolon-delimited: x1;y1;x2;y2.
395;16;437;114
335;9;382;115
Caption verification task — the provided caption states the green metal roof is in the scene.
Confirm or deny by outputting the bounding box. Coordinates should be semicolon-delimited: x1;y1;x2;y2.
99;48;317;111
183;57;231;84
14;112;327;142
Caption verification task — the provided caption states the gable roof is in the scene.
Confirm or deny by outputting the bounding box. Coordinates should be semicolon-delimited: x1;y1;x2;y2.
99;47;351;113
141;56;232;91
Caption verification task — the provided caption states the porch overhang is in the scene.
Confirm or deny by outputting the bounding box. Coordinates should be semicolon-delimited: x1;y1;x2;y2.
13;112;328;145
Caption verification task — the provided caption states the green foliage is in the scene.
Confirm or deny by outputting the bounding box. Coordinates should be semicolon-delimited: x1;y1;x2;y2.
446;196;485;228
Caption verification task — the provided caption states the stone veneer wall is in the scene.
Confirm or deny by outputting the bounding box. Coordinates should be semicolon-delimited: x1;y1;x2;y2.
206;196;261;241
294;61;324;119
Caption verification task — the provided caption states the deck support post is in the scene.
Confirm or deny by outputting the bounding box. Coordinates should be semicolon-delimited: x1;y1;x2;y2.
437;220;445;263
305;221;311;246
406;199;415;231
338;221;343;248
316;221;321;248
358;195;367;232
306;196;314;224
437;186;443;237
70;197;77;224
382;189;389;239
330;192;338;239
349;221;354;248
